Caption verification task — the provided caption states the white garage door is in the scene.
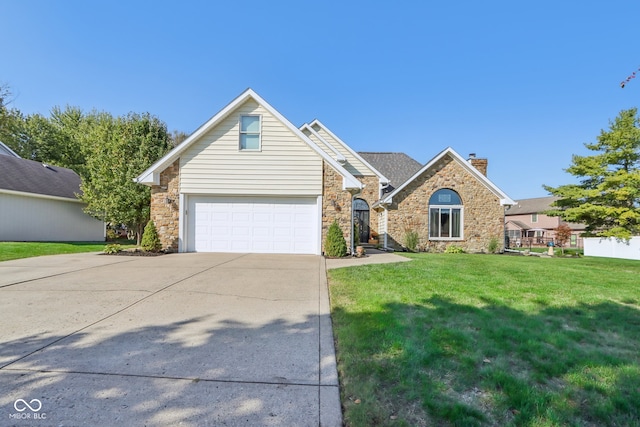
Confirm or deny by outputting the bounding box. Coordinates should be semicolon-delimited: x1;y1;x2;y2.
187;196;319;254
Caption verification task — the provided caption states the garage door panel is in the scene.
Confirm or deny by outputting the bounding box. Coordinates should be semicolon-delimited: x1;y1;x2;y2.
232;227;250;237
211;240;230;251
188;197;318;254
294;228;311;238
253;214;271;223
232;212;251;221
253;227;270;237
212;212;229;221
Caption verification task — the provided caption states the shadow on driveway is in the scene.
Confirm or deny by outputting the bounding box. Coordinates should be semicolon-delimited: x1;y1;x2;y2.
0;253;341;426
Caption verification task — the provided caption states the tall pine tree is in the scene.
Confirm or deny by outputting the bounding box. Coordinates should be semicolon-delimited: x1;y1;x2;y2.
544;108;640;238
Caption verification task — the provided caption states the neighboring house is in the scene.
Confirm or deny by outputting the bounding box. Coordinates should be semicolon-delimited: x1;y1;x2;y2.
136;89;514;254
0;146;105;242
505;196;585;248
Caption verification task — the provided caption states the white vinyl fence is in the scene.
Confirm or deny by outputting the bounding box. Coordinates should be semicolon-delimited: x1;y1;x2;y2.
584;237;640;260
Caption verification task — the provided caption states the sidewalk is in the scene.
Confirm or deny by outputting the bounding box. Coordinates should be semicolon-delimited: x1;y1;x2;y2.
325;248;412;269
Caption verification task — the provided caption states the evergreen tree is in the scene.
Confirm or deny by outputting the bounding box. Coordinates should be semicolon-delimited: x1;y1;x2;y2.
325;221;348;257
141;220;162;252
544;108;640;238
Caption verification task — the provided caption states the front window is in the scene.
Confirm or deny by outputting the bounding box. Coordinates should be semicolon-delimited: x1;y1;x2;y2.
429;189;463;240
531;213;538;223
507;229;521;239
239;115;261;150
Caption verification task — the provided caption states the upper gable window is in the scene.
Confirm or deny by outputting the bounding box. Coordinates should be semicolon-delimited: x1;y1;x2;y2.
239;115;261;150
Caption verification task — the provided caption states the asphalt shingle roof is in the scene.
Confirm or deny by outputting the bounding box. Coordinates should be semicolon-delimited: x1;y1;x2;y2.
507;220;531;230
0;155;82;199
505;196;558;215
358;152;422;192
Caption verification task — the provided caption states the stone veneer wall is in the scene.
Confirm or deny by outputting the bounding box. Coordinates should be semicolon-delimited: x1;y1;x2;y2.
150;160;180;252
322;162;353;254
385;158;505;253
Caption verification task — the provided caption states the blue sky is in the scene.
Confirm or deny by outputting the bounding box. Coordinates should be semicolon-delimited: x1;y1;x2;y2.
2;0;640;200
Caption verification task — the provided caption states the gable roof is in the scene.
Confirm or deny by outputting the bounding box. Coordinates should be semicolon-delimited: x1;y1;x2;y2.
306;119;389;184
358;152;422;192
377;147;515;207
505;196;558;215
299;123;346;163
136;89;362;191
507;220;531;230
0;155;83;200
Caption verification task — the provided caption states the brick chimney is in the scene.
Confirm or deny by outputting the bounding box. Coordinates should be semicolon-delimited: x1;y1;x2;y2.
468;153;488;176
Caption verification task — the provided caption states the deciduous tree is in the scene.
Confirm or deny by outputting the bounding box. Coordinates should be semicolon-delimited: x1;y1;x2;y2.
553;223;572;254
80;112;171;244
170;130;189;147
0;84;27;154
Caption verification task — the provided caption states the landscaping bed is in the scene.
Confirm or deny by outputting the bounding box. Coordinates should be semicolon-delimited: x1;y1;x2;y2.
100;249;167;256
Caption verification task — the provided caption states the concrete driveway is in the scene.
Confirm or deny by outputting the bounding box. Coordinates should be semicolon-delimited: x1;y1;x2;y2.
0;252;341;426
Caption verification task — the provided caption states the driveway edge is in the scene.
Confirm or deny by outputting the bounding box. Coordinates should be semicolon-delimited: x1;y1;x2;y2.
319;256;342;427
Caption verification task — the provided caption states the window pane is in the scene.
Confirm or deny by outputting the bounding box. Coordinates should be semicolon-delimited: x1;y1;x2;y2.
353;199;369;210
241;116;260;132
241;134;259;150
440;208;450;237
429;208;439;237
452;208;460;238
429;189;462;205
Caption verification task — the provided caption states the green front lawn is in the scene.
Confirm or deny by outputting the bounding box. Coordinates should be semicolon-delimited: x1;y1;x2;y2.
328;253;640;426
0;241;135;262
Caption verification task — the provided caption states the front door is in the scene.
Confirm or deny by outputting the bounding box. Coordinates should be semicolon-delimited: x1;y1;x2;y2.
353;199;370;244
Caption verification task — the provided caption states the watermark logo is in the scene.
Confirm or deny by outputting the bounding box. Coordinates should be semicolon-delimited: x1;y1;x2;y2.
9;398;46;420
14;399;42;412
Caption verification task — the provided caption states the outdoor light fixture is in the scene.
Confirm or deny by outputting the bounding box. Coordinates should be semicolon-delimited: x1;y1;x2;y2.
165;197;173;205
331;199;341;212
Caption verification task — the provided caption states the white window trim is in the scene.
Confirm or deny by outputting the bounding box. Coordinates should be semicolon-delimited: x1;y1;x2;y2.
531;213;538;223
239;114;262;151
429;205;464;241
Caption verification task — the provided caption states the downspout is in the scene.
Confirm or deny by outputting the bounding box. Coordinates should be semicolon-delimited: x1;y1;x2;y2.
502;205;511;253
502;203;513;252
378;182;392;252
503;205;507;252
383;208;388;250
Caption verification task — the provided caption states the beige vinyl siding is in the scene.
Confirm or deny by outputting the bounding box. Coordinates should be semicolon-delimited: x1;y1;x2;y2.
180;100;322;195
378;209;388;247
0;192;105;241
310;123;374;176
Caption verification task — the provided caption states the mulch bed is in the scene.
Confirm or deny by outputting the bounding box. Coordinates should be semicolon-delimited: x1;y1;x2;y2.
101;250;168;256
